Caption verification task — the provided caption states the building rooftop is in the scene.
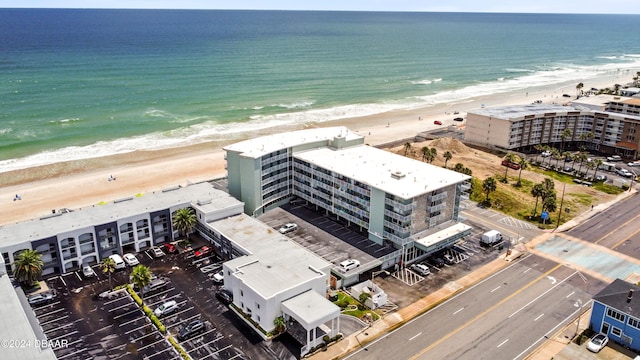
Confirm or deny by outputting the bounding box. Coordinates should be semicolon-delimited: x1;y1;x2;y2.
469;104;579;120
571;94;626;110
593;278;640;315
213;215;331;299
0;182;241;249
294;145;471;199
223;126;362;159
281;290;340;328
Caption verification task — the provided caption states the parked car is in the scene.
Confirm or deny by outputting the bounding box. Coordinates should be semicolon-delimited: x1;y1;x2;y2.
587;333;608;353
562;93;571;98
194;246;212;258
563;166;574;173
434;120;443;125
278;223;298;234
82;264;95;278
215;289;233;304
162;243;177;254
339;259;360;272
410;263;431;276
154;300;178;317
212;270;224;284
616;168;633;178
151;247;165;258
595;174;608;182
108;254;126;270
140;278;169;295
428;256;445;268
123;253;139;266
177;319;206;340
453;117;464;122
27;291;55;306
607;155;622;162
541;150;551;157
97;288;127;300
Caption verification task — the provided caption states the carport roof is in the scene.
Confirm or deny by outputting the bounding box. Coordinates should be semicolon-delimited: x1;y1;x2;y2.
414;222;472;251
281;290;340;329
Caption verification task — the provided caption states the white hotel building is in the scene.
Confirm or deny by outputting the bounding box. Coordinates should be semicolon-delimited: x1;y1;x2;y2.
223;127;472;266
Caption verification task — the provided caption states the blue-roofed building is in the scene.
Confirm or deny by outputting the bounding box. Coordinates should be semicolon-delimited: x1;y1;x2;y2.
589;278;640;351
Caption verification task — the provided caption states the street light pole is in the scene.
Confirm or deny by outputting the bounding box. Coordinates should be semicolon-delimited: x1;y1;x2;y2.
574;299;583;338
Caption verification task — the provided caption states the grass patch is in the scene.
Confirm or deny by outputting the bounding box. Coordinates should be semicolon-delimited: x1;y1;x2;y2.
333;291;380;322
568;193;594;206
593;182;626;195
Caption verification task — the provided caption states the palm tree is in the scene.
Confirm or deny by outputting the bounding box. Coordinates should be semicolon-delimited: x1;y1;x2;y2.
172;207;197;240
551;148;562;168
560;128;572;152
516;158;528;186
100;257;116;291
421;147;429;162
585;161;596;180
429;147;437;164
503;153;518;181
592;159;604;181
404;142;412;156
482;177;497;202
453;163;465;173
443;151;453;168
534;144;544;162
274;315;286;334
531;183;545;217
576;82;584;97
13;249;43;287
130;264;152;302
576;152;588;175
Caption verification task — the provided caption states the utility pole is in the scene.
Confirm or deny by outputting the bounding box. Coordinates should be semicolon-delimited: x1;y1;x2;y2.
556;183;566;229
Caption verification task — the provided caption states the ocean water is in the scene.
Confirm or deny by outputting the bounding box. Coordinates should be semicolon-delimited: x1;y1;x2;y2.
2;9;640;173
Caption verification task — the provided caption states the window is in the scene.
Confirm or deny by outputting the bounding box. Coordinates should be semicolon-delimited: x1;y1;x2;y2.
628;317;640;330
611;326;622;337
240;290;243;297
607;308;626;322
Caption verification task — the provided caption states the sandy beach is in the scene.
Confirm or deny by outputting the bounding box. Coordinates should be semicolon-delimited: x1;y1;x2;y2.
0;72;630;226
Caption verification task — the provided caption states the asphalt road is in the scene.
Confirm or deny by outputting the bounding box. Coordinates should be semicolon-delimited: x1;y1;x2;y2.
345;253;607;360
566;193;640;254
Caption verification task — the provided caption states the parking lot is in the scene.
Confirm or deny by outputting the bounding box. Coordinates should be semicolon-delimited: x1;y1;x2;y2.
31;245;297;360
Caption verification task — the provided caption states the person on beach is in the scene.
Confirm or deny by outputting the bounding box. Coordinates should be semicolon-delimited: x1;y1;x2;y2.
14;194;21;201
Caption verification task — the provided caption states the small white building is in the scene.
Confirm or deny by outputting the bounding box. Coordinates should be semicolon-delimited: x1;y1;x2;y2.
212;214;340;357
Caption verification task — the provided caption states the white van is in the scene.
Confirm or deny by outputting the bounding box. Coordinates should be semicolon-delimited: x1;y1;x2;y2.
108;254;126;270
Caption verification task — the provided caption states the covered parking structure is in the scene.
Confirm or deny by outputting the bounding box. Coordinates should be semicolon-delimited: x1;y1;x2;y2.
281;290;341;357
412;223;473;260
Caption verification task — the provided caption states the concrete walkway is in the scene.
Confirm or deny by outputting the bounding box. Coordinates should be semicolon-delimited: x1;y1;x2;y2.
310;189;637;360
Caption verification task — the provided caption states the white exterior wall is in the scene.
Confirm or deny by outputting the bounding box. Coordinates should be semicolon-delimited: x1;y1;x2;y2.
58;227;99;271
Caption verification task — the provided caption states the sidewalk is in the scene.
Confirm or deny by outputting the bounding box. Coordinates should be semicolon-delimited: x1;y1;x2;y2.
310;188;637;360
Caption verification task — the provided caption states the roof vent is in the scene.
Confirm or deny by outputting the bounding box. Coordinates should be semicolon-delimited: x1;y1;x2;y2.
628;289;634;303
391;171;406;180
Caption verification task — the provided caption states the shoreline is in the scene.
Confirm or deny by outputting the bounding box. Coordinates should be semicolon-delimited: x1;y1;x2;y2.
0;72;632;225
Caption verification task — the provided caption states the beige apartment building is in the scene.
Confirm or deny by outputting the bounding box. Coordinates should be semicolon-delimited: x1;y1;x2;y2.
464;95;640;159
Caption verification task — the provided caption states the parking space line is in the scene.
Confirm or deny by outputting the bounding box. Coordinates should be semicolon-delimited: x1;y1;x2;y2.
38;307;67;316
121;316;146;328
132;330;160;343
196;343;232;359
137;337;166;352
43;321;75;332
109;301;136;312
41;314;69;326
113;308;141;320
56;338;82;349
33;301;61;311
145;344;177;359
50;330;77;341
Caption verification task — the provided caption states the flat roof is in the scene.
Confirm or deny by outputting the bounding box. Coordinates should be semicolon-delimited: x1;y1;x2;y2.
0;274;56;359
281;290;340;328
571;94;624;109
223;126;362;159
415;222;473;249
468;104;577;120
294;145;471;199
0;182;241;248
213;215;331;299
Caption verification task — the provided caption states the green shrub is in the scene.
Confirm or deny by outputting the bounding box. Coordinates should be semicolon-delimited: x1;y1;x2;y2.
168;336;191;360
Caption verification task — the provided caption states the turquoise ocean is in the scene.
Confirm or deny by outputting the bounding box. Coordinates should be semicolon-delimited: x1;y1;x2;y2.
2;9;640;173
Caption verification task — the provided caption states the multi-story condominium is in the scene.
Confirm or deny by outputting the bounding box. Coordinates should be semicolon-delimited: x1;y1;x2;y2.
0;182;243;276
224;127;472;266
464;95;640;159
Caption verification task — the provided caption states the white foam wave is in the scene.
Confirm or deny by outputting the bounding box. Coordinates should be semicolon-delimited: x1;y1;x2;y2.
50;117;80;125
0;127;12;135
412;79;432;85
497;77;505;81
505;68;534;73
274;100;314;109
433;78;442;82
3;57;640;174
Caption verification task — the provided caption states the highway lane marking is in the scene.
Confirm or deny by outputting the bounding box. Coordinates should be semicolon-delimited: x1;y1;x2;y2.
497;339;509;348
612;226;640;251
534;313;544;321
509;270;580;319
595;211;640;245
408;263;563;360
491;286;501;293
547;276;556;284
523;268;531;274
409;332;423;341
453;308;464;315
566;291;575;298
